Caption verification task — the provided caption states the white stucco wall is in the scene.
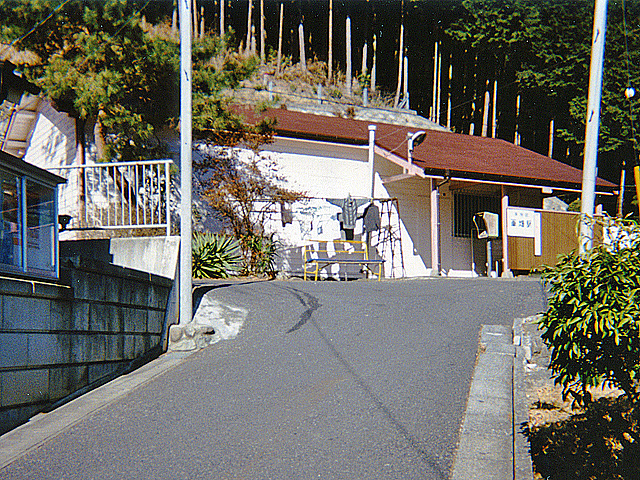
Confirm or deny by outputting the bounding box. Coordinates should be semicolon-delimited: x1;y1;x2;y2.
254;138;435;278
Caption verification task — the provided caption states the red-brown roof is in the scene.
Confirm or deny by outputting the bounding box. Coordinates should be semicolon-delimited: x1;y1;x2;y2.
235;106;617;191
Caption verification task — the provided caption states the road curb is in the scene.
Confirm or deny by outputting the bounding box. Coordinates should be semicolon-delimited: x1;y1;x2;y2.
0;350;196;470
513;317;535;480
451;324;515;480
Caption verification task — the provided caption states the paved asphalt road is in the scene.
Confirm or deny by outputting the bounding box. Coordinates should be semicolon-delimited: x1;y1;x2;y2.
0;277;546;480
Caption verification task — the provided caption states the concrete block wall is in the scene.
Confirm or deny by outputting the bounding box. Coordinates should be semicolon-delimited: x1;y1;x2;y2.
0;257;173;435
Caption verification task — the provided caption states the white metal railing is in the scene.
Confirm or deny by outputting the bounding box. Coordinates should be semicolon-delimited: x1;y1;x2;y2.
49;159;172;236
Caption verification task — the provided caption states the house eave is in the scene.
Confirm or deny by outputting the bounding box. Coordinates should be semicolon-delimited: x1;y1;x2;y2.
423;167;616;195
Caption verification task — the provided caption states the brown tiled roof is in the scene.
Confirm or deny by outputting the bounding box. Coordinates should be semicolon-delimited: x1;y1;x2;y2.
235;106;617;191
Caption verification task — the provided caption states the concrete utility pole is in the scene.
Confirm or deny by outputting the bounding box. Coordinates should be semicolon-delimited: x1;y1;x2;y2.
580;0;608;253
179;0;193;324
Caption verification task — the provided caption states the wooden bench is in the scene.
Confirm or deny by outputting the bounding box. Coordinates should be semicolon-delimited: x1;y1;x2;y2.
303;239;384;281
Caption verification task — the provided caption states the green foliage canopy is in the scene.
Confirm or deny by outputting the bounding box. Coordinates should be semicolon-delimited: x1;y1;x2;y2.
0;0;263;161
446;0;640;161
538;218;640;405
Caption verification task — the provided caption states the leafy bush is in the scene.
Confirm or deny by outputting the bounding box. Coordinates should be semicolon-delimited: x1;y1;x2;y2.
192;232;241;279
240;234;279;278
538;217;640;405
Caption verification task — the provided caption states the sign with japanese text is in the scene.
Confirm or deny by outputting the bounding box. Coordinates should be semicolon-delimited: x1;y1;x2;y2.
507;208;536;238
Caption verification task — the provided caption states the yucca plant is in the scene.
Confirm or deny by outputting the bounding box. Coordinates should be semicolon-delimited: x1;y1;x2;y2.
192;232;242;279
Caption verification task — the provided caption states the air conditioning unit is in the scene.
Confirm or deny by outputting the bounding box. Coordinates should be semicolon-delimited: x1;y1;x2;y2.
474;212;499;239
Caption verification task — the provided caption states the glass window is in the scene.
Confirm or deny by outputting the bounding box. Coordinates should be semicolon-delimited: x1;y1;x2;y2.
0;171;22;270
0;167;58;278
26;179;56;274
453;193;501;238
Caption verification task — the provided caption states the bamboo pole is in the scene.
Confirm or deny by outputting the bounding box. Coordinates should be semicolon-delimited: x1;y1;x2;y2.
393;23;404;108
492;80;497;138
436;50;442;123
447;60;452;129
328;0;333;82
514;94;521;145
432;42;438;122
251;24;256;55
403;56;409;109
548;118;555;157
299;23;306;71
260;0;265;63
200;6;204;39
246;0;253;55
346;16;352;96
220;0;224;35
172;4;177;35
482;82;490;137
192;0;198;38
362;42;368;77
370;34;377;92
362;42;368;105
634;165;640;218
276;3;283;75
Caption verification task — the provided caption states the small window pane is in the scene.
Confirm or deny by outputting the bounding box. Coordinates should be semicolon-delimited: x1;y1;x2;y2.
0;171;22;270
26;180;56;273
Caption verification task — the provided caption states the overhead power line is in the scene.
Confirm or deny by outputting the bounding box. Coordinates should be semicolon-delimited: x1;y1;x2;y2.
0;0;71;60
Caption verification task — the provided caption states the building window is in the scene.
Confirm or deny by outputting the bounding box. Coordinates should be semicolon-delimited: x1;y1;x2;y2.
0;170;22;270
0;168;58;277
453;193;501;238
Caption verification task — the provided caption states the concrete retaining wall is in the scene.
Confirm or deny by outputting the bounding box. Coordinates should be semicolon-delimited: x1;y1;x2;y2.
0;257;173;435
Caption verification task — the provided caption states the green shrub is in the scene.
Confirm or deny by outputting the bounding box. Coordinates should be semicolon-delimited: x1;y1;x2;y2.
538;217;640;405
192;232;242;279
240;233;279;278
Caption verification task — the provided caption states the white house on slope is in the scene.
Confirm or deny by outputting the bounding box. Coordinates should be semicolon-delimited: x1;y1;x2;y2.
232;106;617;279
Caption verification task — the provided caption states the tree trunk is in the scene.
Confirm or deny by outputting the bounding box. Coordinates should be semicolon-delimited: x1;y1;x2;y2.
192;0;198;38
246;0;253;55
200;5;205;39
298;23;306;71
260;0;265;63
403;56;409;109
482;83;490;137
76;117;86;228
346;17;352;96
94;111;107;161
514;94;521;145
370;34;377;93
447;60;452;128
492;80;497;137
432;42;438;122
220;0;224;35
393;23;404;108
277;3;284;75
548;118;554;157
172;6;177;35
328;0;333;82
